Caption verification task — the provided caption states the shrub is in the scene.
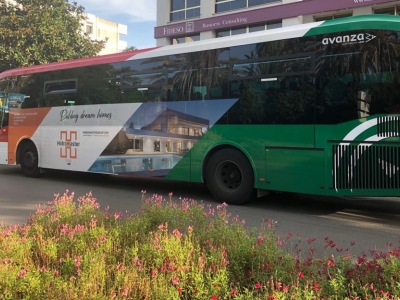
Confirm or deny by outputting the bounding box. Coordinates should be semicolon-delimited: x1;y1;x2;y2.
0;191;399;299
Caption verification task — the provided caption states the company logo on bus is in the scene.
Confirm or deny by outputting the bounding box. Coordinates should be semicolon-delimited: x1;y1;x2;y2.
57;131;80;165
322;33;376;45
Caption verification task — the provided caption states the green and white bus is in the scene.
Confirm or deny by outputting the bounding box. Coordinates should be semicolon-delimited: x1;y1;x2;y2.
0;14;399;204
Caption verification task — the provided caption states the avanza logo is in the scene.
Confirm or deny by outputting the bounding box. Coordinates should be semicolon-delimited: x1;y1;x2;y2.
58;131;80;164
322;33;376;45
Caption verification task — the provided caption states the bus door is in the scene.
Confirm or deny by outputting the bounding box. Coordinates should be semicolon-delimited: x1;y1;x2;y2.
228;74;324;194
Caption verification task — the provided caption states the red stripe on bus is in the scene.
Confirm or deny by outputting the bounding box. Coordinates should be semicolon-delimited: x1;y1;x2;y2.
0;47;160;79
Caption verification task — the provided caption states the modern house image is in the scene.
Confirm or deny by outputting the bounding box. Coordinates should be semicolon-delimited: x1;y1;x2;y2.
91;107;210;176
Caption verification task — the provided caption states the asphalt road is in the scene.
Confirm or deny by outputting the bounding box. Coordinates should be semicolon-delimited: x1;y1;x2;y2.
1;164;400;259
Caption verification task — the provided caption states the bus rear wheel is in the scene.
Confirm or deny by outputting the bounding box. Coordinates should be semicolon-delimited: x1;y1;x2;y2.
206;148;254;205
20;142;40;178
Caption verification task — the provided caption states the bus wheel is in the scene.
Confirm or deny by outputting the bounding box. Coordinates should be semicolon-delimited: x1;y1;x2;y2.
206;148;254;205
20;143;40;178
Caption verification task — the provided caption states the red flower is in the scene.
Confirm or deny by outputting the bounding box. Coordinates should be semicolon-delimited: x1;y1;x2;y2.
230;289;237;297
298;272;304;278
313;283;320;291
210;295;218;300
177;287;182;293
254;282;262;289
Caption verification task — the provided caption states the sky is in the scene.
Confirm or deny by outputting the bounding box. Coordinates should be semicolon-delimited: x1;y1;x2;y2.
77;0;157;50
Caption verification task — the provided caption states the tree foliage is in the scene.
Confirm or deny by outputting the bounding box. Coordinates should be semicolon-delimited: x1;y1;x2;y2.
0;0;106;73
123;46;137;52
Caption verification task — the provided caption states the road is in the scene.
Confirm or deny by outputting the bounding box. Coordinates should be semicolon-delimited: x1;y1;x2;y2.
1;164;400;259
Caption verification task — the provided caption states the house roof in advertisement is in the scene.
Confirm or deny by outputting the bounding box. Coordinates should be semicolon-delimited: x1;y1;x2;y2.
154;0;395;38
0;47;160;79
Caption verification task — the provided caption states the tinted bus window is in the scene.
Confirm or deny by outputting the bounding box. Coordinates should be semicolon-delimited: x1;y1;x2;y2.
316;30;400;124
168;48;230;101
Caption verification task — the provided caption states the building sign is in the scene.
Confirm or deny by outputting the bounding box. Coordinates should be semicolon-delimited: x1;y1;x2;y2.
154;0;394;38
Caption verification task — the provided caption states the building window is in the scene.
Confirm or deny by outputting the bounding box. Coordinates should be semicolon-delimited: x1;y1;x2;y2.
170;0;201;22
171;34;200;44
86;24;93;34
215;0;281;14
217;20;282;37
373;6;400;15
314;13;352;22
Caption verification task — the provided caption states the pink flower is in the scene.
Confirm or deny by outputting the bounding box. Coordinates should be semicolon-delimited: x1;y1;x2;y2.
173;229;182;238
254;282;262;289
18;268;27;279
313;283;320;291
211;295;218;300
328;259;335;267
168;192;173;197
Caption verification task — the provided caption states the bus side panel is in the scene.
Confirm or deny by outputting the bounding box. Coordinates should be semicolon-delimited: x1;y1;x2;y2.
265;148;325;194
8;107;52;165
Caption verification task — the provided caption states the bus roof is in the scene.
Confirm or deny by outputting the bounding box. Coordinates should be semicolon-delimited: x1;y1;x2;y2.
1;14;399;79
131;14;400;60
0;47;159;79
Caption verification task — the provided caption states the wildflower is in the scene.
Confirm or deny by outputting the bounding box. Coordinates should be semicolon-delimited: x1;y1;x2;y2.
18;268;27;279
254;282;262;289
177;287;182;293
313;283;320;291
282;284;290;293
379;290;390;297
113;212;123;219
171;276;180;285
327;258;335;267
168;192;173;197
74;256;81;268
230;289;237;297
151;269;158;278
216;202;228;210
298;272;304;278
211;295;218;300
173;229;182;238
307;237;316;244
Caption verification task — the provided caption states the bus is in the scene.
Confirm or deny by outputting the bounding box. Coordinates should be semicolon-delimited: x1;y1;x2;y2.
0;14;399;204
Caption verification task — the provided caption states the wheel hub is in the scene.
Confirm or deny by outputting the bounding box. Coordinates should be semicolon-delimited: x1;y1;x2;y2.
23;151;36;168
217;161;242;191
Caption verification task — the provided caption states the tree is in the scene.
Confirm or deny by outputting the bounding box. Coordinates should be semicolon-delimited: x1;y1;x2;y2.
123;46;137;52
0;0;106;73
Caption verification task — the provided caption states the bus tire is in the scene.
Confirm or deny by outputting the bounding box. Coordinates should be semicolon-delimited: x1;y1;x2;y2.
206;148;255;205
20;142;40;178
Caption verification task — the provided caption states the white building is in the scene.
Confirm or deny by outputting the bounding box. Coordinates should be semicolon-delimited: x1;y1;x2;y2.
83;13;128;55
155;0;400;46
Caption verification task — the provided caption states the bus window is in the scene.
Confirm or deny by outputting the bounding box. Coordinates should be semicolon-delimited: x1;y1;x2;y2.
43;79;77;107
228;75;315;124
121;71;166;103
